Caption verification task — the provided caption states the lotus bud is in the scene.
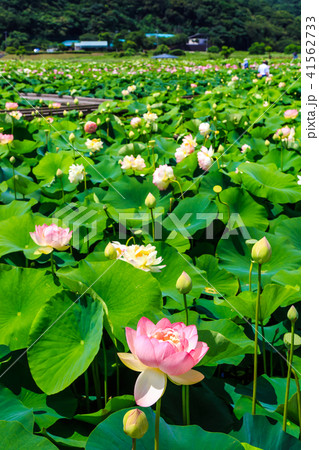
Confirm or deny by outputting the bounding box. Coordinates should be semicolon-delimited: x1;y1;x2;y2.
135;109;139;114
217;144;224;152
97;118;101;125
14;174;19;180
123;409;148;439
251;237;272;265
129;131;134;138
9;156;15;164
105;117;110;123
74;98;79;105
176;271;192;294
79;111;83;117
145;192;156;209
63;110;67;116
67;102;70;106
287;305;298;323
265;140;270;146
56;168;63;178
104;242;117;260
147;104;152;111
69;132;75;143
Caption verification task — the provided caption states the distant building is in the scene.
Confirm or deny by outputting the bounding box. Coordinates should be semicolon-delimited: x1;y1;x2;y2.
186;34;208;51
74;41;108;51
145;33;175;39
62;40;80;47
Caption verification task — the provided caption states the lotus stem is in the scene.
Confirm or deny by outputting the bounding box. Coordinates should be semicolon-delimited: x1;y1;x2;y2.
102;336;108;408
84;171;87;191
261;321;267;374
12;165;17;200
280;141;284;171
92;358;102;411
150;209;155;240
154;397;161;450
171;180;184;200
252;263;262;415
59;178;65;203
217;192;231;222
183;293;189;326
291;367;301;429
126;236;136;246
283;321;295;432
270;328;279;377
182;292;190;425
132;438;136;450
249;260;253;291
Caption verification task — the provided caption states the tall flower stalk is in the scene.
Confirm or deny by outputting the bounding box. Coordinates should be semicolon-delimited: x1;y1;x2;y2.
250;237;272;415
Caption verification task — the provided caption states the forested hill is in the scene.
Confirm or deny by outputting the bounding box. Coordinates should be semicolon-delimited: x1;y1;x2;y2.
1;0;300;51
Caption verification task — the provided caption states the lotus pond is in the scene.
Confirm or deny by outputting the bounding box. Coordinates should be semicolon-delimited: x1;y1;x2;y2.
0;57;301;449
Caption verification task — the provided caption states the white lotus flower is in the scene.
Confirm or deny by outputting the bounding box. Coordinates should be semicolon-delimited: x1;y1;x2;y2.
199;122;210;136
68;164;85;183
153;164;175;190
197;145;214;171
85;138;103;152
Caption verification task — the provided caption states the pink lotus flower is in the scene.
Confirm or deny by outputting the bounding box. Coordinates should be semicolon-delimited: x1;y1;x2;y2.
284;109;298;120
5;102;18;111
30;224;73;255
84;121;97;133
190;83;197;89
118;317;208;407
51;103;61;109
0;133;14;145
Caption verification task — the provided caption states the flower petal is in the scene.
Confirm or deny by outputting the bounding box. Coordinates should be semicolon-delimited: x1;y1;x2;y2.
134;335;157;368
134;368;167;407
117;353;148;372
168;369;204;385
136;317;156;336
189;342;209;365
125;327;137;355
159;351;195;376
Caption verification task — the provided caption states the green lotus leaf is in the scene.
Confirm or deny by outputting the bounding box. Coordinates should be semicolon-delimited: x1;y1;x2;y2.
0;265;62;350
86;406;246;450
0;420;57;449
0;385;34;432
229;162;301;204
28;292;104;394
33;151;74;183
57;260;163;344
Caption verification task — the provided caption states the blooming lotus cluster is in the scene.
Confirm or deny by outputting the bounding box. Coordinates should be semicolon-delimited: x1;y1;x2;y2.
284;109;299;120
131;117;142;128
273;126;295;142
175;134;197;163
153;164;175;190
68;164;85;184
143;112;158;123
118;317;209;407
5;102;18;110
197;145;214;171
30;224;72;255
84;121;97;133
241;144;251;153
119;155;146;171
110;242;165;272
85;138;103;152
9;111;22;120
128;85;136;93
0;133;14;145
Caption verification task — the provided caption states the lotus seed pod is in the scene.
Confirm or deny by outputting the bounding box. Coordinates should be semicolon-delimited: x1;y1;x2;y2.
56;168;63;178
213;185;222;194
284;332;301;350
176;271;192;294
287;305;298;323
145;192;156;209
104;242;117;260
251;237;272;265
9;156;15;164
123;409;149;439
